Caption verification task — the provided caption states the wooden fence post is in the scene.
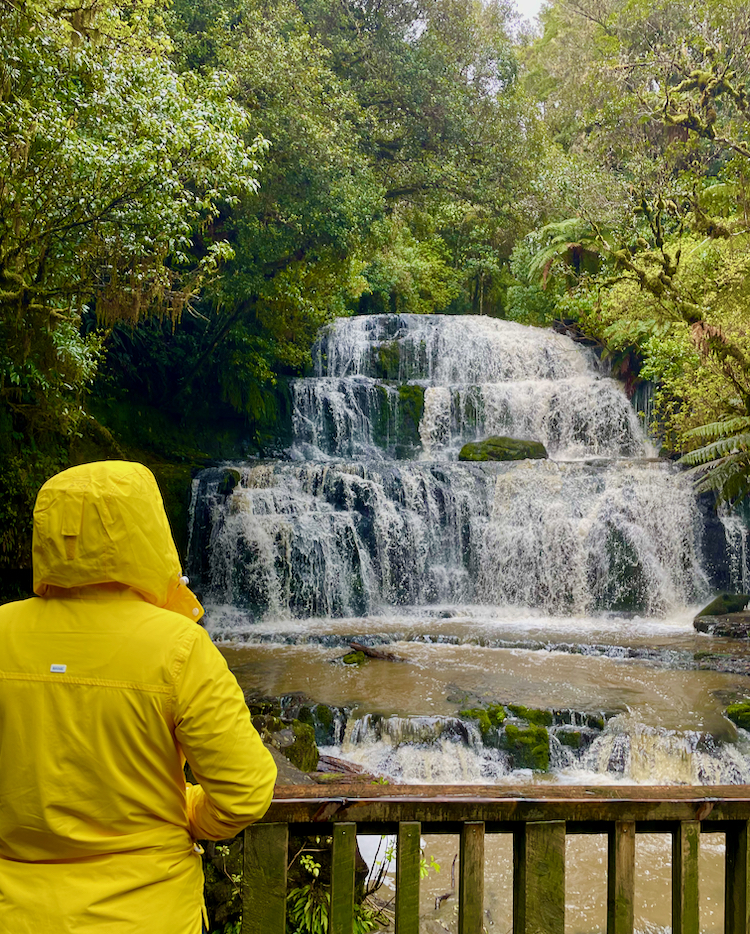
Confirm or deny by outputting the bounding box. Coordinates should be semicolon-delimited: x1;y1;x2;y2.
331;822;357;934
607;820;635;934
726;820;750;934
242;822;288;934
396;821;421;934
459;822;485;934
514;820;566;934
672;820;700;934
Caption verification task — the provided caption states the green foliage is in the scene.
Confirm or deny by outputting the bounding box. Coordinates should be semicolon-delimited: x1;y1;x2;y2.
0;0;263;550
287;853;379;934
680;417;750;506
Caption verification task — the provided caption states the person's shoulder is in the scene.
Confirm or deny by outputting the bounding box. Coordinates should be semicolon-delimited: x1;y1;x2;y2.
0;595;40;622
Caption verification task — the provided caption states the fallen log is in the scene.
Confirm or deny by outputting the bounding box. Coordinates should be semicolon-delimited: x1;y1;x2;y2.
349;641;406;662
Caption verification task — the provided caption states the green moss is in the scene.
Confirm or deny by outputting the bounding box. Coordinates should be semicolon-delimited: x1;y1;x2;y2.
586;715;605;730
371;385;392;449
287;721;319;772
315;704;334;729
507;704;553;726
458;435;547;462
252;714;284;733
216;468;241;497
460;704;506;738
698;594;750;617
502;723;550;770
557;730;582;749
727;703;750;731
297;705;314;725
343;650;367;665
375;341;401;380
395;384;425;457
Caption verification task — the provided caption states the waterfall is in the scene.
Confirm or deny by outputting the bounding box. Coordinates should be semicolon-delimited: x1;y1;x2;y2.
191;314;716;617
292;313;646;461
189;313;750;787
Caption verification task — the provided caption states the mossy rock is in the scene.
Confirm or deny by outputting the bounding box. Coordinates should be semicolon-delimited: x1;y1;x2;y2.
375;341;401;380
216;468;241;497
458;436;548;462
727;702;750;731
507;704;553;726
459;704;506;738
251;714;320;772
502;723;550;771
557;730;582;749
697;594;750;618
286;721;320;772
395;384;425;458
343;650;367;665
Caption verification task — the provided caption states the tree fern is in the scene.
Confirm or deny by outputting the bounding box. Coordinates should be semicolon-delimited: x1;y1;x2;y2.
679;417;750;505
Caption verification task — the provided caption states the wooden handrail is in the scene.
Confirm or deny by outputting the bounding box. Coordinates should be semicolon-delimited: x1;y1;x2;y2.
242;785;750;934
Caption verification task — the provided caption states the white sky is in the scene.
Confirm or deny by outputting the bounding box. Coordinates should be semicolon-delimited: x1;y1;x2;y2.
513;0;545;24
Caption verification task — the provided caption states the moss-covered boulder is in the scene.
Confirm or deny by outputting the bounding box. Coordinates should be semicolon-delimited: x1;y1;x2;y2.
694;594;750;637
697;594;750;617
459;703;506;739
458;436;548;462
727;702;750;731
343;650;367;665
507;704;553;726
557;730;582;749
251;714;320;772
502;723;550;770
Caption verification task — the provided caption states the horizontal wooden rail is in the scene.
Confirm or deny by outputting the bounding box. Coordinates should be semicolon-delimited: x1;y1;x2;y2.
241;784;750;934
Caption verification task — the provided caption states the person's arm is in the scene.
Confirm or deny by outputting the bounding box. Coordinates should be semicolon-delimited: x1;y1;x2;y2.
173;627;277;840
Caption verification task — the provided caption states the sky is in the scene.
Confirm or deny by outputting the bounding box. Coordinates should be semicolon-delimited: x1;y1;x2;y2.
514;0;545;24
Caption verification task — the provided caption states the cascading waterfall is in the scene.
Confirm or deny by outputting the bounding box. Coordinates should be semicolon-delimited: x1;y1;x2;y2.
190;313;750;785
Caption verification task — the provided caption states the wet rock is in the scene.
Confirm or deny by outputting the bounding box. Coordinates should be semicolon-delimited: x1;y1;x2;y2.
251;714;320;772
459;704;506;740
349;640;406;662
507;704;553;726
216;467;241;496
458;435;548;462
502;723;550;771
694;593;750;637
557;730;582;749
726;703;750;731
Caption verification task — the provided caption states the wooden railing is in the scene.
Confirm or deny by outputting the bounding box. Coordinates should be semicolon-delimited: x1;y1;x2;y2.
240;784;750;934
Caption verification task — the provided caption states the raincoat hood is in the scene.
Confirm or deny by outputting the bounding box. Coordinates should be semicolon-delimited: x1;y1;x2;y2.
32;461;203;622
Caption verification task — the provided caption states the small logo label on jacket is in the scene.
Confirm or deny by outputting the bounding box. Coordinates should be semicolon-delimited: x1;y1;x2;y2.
50;664;67;673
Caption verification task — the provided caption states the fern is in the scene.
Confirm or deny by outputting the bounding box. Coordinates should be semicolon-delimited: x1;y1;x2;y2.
683;416;750;444
679;416;750;505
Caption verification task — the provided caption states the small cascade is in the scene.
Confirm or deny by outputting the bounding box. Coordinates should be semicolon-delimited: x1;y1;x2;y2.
193;459;708;618
719;508;750;593
325;711;750;786
293;313;645;461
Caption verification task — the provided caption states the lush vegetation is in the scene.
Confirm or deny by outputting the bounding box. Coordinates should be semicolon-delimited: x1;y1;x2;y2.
1;0;749;586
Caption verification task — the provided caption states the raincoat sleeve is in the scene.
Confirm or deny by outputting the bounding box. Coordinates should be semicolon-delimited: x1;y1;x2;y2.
173;627;277;840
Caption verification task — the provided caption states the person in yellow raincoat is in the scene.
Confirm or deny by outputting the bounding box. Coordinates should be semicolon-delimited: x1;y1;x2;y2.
0;461;277;933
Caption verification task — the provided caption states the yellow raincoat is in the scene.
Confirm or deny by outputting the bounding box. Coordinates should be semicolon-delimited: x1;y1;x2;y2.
0;461;277;933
